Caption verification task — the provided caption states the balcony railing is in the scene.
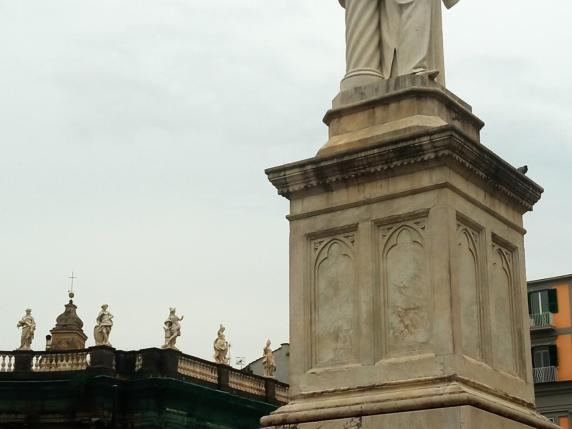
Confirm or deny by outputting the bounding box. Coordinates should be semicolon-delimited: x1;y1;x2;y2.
529;312;554;330
0;347;288;404
533;366;558;384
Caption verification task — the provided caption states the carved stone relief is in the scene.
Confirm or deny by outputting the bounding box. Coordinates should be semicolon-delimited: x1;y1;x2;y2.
343;417;363;429
491;240;517;374
379;217;431;356
456;221;482;360
311;233;356;367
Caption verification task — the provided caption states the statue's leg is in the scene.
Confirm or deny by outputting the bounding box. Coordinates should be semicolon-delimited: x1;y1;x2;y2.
380;0;400;79
341;0;383;91
396;0;435;77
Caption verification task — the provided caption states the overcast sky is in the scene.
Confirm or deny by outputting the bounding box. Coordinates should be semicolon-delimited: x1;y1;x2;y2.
0;0;571;365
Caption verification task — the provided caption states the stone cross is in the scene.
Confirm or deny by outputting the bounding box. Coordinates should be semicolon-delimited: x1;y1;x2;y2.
68;272;77;296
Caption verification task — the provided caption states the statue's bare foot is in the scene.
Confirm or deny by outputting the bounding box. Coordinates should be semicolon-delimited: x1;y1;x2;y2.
414;69;440;80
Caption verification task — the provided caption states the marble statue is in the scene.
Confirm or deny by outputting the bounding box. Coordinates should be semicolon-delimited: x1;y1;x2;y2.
162;308;184;350
16;309;36;350
93;304;114;347
213;324;230;364
262;339;276;378
339;0;460;88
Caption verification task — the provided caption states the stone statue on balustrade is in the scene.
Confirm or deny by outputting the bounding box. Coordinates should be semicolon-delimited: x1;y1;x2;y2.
213;324;230;365
162;308;184;350
16;309;36;350
262;339;276;378
338;0;460;89
93;304;114;347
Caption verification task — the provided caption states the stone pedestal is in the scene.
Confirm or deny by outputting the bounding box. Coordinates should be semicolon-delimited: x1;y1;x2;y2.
88;346;116;376
12;351;34;372
262;77;556;428
320;75;483;156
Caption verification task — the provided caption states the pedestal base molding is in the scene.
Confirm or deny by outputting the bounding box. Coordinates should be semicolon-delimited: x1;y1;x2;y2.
261;376;555;428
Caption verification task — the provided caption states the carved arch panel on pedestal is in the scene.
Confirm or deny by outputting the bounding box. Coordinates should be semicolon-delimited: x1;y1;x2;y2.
309;231;358;369
490;236;523;377
377;213;432;360
455;218;486;361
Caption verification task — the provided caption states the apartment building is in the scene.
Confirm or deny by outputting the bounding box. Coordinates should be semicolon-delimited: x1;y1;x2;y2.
529;274;572;427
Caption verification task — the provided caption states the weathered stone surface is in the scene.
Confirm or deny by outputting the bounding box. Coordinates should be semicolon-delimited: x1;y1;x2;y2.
264;406;552;429
262;84;554;428
319;75;484;156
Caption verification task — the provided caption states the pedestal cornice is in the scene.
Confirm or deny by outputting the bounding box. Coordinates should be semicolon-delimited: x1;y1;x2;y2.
266;127;543;213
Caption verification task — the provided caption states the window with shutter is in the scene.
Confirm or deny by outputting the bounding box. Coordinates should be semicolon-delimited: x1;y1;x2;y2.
528;289;557;315
533;347;551;368
549;345;559;367
548;289;559;313
527;293;533;314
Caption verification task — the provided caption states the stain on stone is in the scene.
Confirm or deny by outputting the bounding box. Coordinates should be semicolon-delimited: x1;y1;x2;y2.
343;417;362;429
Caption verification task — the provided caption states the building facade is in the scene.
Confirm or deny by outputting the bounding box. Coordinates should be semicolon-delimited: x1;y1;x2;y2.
0;346;287;428
529;274;572;427
2;293;289;428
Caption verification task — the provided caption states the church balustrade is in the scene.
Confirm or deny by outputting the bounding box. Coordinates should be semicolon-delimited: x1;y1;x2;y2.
228;369;266;396
32;351;89;372
0;347;289;404
0;354;14;373
178;355;218;384
275;384;289;403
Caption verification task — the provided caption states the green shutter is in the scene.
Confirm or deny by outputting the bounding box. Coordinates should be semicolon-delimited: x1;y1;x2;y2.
528;293;533;315
548;289;559;313
549;345;559;367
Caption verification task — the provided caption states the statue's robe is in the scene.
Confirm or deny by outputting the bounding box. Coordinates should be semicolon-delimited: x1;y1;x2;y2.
339;0;460;85
381;0;458;84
